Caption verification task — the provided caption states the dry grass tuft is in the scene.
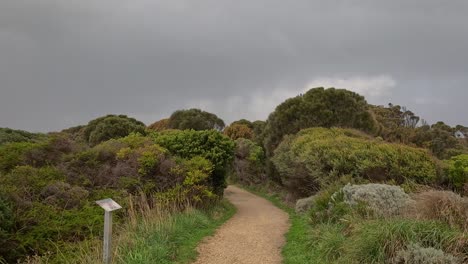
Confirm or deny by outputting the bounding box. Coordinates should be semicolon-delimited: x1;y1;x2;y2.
404;190;468;232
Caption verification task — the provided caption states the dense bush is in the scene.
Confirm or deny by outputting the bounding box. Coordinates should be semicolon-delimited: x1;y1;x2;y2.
0;134;76;174
167;109;225;131
153;130;235;195
0;131;231;262
83;115;147;146
263;87;376;158
231;138;266;185
272;128;439;197
0;128;44;146
446;154;468;190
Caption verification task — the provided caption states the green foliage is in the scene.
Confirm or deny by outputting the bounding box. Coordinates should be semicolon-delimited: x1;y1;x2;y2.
0;127;44;146
272;128;438;197
0;141;36;173
0;134;76;174
168;108;225;131
83;115;146;146
446;154;468;190
153;130;235;195
263;87;376;158
231;138;266;185
0;196;15;263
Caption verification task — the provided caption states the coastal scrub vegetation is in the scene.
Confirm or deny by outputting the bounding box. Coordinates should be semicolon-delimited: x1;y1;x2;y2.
1;87;468;263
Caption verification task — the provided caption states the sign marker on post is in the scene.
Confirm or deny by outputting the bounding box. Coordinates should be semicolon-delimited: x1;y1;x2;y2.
96;198;122;264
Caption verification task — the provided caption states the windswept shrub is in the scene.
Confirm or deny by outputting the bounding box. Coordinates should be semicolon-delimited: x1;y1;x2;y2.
394;243;460;264
272;127;439;197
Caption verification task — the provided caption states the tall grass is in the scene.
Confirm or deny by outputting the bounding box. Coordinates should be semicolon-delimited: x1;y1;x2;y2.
22;194;235;264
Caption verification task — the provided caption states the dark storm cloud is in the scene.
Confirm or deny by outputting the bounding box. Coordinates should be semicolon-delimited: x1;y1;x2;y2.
1;0;467;132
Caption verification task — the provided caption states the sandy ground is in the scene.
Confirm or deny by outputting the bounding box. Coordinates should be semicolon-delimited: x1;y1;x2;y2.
192;185;290;264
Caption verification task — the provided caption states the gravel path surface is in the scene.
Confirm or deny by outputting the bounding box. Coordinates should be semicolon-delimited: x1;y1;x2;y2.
192;185;290;264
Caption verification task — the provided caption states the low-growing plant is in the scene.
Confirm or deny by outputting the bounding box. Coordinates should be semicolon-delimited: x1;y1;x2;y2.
394;243;460;264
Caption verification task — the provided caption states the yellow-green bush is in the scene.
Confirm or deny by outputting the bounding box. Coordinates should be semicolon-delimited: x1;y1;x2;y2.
272;128;439;197
446;154;468;190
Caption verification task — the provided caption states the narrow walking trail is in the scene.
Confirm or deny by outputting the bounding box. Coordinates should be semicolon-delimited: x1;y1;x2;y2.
193;185;290;264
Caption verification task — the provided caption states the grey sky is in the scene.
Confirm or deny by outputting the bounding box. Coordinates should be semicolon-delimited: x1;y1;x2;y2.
1;0;467;132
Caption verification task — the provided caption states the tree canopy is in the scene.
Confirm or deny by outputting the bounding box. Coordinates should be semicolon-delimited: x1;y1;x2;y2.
263;87;376;156
83;115;146;146
224;124;254;140
168;109;225;131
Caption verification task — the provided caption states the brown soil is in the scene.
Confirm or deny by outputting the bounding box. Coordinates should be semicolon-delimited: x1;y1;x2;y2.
192;185;290;264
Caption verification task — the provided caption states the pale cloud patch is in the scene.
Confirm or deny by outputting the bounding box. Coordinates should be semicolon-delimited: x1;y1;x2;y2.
306;75;396;99
181;75;398;124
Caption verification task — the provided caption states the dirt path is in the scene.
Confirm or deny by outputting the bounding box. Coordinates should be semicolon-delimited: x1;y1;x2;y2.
193;185;290;264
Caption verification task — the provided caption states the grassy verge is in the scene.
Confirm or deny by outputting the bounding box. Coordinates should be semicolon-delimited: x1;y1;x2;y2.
28;199;235;264
238;184;315;263
117;200;236;264
239;184;468;264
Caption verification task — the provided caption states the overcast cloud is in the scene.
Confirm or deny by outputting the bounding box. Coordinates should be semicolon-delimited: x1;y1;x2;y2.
1;0;467;132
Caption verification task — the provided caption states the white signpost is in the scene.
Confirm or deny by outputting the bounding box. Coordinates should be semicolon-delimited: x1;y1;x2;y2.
96;198;122;264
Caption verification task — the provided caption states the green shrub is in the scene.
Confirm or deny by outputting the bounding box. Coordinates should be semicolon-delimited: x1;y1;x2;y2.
0;135;76;174
0;166;65;203
83;115;147;146
153;130;235;195
0;141;36;173
446;154;468;190
272;127;439;197
0;127;44;145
